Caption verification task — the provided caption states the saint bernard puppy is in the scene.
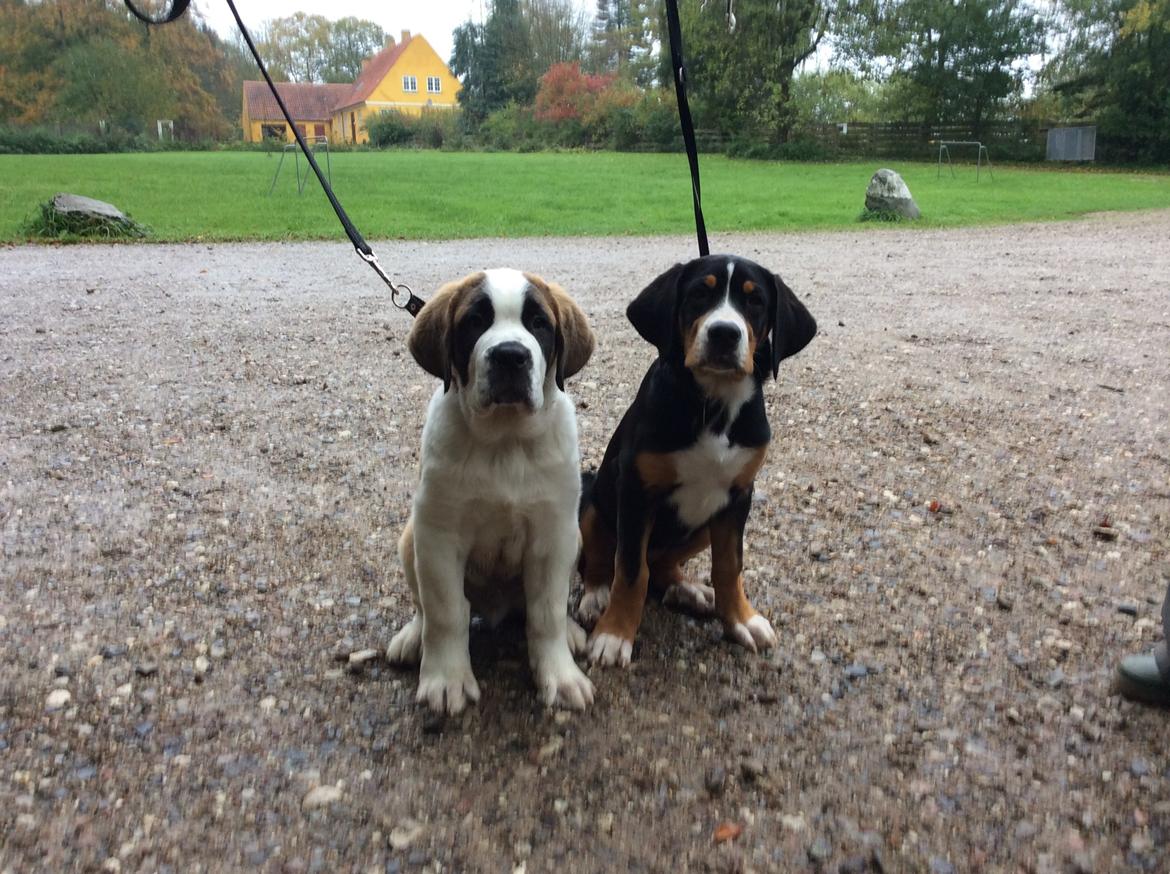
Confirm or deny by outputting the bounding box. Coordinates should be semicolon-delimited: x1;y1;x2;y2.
577;255;817;667
387;269;597;715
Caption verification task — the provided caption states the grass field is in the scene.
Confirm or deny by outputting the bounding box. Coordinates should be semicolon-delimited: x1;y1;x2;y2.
1;150;1169;242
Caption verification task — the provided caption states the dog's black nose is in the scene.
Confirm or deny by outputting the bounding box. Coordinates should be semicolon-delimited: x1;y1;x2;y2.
706;322;742;351
489;341;532;370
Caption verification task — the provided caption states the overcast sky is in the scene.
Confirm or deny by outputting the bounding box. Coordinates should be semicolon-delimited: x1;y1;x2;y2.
194;0;489;64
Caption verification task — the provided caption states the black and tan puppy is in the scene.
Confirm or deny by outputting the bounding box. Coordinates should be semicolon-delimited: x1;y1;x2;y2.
577;255;817;666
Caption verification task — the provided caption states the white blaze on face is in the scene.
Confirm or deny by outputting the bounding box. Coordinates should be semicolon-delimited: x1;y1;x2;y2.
694;260;750;371
469;268;548;413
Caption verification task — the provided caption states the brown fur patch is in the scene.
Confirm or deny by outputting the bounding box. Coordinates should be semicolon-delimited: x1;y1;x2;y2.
635;451;678;490
709;515;757;628
682;313;706;369
593;527;652;643
408;272;486;381
743;280;756;294
704;273;717;288
524;273;595;381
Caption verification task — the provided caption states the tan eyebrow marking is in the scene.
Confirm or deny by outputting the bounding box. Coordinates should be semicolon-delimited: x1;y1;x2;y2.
704;274;717;288
743;280;756;294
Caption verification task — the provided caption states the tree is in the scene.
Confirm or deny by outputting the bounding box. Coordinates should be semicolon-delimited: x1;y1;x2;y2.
675;0;832;141
1044;0;1170;160
255;13;331;82
523;0;590;72
0;0;241;139
321;17;387;83
52;38;172;134
836;0;1045;130
589;0;658;85
450;0;539;124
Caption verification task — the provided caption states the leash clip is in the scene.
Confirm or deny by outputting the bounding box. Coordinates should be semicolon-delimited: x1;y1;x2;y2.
359;249;425;317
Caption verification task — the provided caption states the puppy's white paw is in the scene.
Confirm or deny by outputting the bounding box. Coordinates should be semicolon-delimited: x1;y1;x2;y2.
588;632;633;668
566;617;588;656
726;613;777;653
534;651;595;710
417;661;481;715
662;580;715;615
386;615;422;665
577;585;610;627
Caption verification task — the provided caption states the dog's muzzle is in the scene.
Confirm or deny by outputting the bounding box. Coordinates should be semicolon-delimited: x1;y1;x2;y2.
699;321;744;371
485;341;533;406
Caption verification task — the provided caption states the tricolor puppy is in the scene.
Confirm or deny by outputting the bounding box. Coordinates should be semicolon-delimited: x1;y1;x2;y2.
387;269;597;714
577;255;817;666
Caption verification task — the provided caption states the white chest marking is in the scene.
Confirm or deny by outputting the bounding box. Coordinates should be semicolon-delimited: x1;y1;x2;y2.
668;432;755;529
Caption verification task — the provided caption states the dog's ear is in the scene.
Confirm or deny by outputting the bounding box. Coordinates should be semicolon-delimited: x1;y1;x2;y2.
525;273;595;390
408;272;483;391
546;280;595;389
626;262;685;357
768;274;817;378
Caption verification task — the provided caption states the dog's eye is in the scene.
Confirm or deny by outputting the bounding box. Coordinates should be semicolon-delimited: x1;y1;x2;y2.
464;311;489;331
530;313;551;331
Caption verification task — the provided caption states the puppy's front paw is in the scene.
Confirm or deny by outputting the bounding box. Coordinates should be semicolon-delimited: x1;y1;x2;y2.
577;584;610;627
662;580;715;615
417;661;481;715
534;650;595;710
386;615;422;665
725;613;777;653
588;632;633;668
566;617;588;656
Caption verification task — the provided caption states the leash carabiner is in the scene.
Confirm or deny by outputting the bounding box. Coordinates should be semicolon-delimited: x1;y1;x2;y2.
358;250;426;316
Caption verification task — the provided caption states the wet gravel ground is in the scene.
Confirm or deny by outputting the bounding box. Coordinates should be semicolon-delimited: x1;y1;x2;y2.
2;212;1169;873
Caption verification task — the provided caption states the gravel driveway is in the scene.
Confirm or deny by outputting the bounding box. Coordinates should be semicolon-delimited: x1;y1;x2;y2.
2;213;1169;873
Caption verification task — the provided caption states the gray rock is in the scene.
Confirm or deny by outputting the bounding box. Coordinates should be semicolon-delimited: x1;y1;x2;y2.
864;169;921;220
45;194;146;239
52;193;127;220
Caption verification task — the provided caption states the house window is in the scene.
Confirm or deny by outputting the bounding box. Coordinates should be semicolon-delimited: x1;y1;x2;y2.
261;123;285;140
426;76;441;94
313;123;326;138
402;75;418;93
296;124;307;137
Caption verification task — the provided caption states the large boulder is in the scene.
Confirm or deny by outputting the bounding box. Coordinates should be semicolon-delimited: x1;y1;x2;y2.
864;169;920;220
29;193;147;239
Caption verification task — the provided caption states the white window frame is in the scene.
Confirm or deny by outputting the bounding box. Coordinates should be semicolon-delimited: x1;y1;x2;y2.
402;75;418;93
426;76;441;94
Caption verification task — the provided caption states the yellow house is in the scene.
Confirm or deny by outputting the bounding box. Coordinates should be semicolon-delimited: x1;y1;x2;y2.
241;31;460;145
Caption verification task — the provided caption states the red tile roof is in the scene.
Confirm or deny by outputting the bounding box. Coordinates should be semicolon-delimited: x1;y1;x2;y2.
335;37;412;109
243;81;353;121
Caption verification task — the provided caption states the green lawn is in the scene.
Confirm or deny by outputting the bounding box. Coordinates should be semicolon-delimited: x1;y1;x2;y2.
1;151;1168;242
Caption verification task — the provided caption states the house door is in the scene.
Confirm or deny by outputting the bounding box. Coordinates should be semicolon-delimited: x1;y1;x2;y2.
350;113;356;143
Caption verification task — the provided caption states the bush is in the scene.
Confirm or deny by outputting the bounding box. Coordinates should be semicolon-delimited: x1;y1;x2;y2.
365;110;415;147
480;104;543;151
726;136;831;162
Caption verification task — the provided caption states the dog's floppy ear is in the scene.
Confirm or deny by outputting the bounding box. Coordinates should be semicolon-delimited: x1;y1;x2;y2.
626;262;685;356
525;273;595;390
546;280;595;389
768;274;817;378
408;272;483;391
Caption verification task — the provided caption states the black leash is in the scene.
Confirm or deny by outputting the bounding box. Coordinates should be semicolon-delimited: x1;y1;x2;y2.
123;0;426;317
663;0;709;257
